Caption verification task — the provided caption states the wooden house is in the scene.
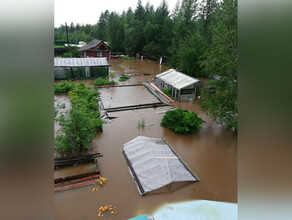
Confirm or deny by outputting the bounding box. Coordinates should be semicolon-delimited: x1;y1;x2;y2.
78;39;111;59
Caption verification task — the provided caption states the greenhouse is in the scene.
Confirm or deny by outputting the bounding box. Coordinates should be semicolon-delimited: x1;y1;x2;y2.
122;136;199;195
54;57;109;80
156;69;201;102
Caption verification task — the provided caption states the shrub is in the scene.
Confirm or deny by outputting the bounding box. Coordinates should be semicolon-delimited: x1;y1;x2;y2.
54;81;75;93
119;74;130;82
109;72;116;78
55;107;97;155
161;109;204;134
94;78;116;86
162;88;172;97
55;83;103;155
69;83;102;131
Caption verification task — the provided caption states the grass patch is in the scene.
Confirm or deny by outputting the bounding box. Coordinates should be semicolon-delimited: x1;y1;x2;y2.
94;78;117;86
122;57;135;60
54;45;65;49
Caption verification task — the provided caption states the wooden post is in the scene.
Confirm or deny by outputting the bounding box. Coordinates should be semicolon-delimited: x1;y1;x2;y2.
65;23;69;43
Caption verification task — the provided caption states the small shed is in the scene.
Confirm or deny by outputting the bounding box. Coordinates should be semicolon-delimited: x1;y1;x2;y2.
156;69;201;102
78;39;111;59
54;57;109;80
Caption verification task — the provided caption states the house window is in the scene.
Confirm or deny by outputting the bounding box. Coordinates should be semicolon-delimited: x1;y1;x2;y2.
98;51;102;57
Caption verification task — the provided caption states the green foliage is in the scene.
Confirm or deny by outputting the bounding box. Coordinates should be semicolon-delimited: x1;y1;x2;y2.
66;46;80;57
54;81;75;93
137;118;146;129
94;78;116;86
62;52;71;58
162;88;172;97
54;45;65;49
109;72;116;78
121;57;135;60
107;12;125;51
119;74;130;82
161;109;204;134
176;33;207;77
69;83;102;131
54;108;59;118
55;107;97;155
141;118;145;128
198;0;238;130
63;67;108;80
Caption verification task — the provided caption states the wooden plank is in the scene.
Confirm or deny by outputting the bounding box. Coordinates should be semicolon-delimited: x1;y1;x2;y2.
54;153;103;169
149;83;174;102
104;103;170;113
54;171;100;184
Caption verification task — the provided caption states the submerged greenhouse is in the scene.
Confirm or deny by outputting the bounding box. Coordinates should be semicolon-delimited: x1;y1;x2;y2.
122;136;199;195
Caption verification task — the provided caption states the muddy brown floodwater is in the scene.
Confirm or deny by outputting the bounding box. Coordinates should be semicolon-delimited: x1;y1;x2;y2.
54;59;236;220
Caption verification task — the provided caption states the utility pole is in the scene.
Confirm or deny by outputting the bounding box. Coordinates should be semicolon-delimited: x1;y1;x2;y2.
65;22;69;43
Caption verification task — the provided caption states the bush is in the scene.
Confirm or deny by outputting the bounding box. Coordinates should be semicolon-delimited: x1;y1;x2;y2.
69;83;103;131
162;88;171;97
161;109;204;134
55;83;103;155
119;74;130;82
54;81;76;93
94;78;116;86
55;107;97;155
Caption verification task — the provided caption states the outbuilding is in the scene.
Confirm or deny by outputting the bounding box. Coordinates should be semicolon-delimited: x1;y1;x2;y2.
54;57;109;80
156;69;201;102
78;39;111;59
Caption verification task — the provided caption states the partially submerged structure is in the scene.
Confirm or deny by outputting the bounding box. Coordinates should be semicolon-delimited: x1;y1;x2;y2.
122;136;199;195
54;57;109;79
156;69;201;102
78;39;111;59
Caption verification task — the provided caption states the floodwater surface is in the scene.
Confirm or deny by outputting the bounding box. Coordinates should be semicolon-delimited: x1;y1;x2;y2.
100;86;160;109
54;60;237;220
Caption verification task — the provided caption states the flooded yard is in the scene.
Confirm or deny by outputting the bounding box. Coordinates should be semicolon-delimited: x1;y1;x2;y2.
100;86;160;109
54;59;237;220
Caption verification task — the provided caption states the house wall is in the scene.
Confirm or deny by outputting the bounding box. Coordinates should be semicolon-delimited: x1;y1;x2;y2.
86;51;97;57
85;51;110;59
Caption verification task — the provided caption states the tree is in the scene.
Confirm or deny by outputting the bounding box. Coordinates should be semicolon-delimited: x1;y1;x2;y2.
176;33;207;77
169;0;198;66
56;107;97;155
97;10;110;41
198;0;238;130
107;12;125;51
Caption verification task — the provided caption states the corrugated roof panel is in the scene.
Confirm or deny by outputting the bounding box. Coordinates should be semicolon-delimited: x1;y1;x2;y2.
156;69;199;90
54;57;109;67
78;39;102;51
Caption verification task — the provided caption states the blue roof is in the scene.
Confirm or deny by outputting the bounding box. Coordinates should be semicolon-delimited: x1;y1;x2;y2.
128;214;148;220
